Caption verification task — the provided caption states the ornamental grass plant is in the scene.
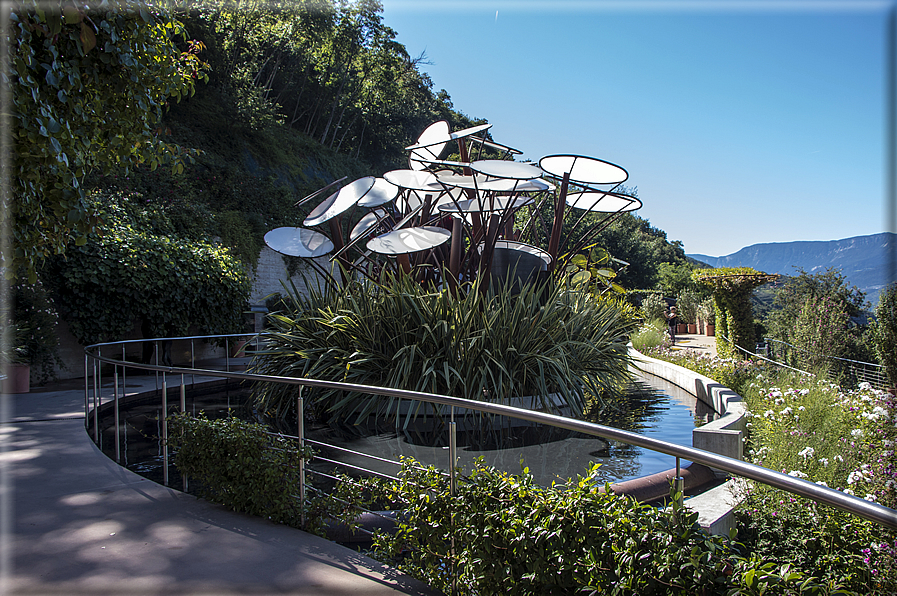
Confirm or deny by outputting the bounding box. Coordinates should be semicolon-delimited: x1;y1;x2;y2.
630;318;670;352
251;273;638;423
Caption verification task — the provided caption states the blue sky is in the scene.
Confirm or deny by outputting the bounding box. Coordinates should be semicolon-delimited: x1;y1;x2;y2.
380;1;893;257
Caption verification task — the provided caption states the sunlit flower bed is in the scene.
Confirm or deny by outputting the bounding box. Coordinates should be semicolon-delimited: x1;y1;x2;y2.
739;376;897;592
640;346;766;396
641;345;897;593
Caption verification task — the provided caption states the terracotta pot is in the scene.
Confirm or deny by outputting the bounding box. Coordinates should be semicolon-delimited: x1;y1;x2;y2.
706;324;715;337
687;323;697;334
677;323;688;334
3;363;30;394
231;340;248;358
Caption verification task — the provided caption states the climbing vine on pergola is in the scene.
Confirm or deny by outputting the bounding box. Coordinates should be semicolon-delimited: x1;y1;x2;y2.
692;267;778;358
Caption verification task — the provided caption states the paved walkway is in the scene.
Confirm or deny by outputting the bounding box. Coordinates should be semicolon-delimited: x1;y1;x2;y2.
669;331;718;358
3;374;438;596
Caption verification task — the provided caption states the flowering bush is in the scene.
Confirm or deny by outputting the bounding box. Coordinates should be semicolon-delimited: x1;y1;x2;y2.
638;346;897;593
640;346;765;396
630;318;671;352
740;375;897;593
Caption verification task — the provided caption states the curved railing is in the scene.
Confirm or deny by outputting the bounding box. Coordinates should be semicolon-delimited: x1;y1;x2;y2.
83;334;897;531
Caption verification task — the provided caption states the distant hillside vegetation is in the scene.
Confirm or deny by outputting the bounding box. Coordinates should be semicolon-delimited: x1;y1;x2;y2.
688;233;897;305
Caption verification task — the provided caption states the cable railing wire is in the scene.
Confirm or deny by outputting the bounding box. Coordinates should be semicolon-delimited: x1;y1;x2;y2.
715;333;889;390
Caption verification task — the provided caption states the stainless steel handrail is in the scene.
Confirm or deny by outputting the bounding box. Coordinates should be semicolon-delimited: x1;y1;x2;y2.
84;335;897;531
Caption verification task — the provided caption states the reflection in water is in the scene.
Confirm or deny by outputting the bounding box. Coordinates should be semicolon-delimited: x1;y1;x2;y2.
96;373;714;491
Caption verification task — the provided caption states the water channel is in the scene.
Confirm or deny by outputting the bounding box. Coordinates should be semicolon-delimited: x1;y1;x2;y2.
94;371;716;491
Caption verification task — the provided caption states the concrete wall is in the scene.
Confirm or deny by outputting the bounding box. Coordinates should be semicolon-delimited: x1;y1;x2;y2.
630;349;747;466
628;347;749;535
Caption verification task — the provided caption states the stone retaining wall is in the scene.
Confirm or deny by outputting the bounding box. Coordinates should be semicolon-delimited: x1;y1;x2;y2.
628;347;748;535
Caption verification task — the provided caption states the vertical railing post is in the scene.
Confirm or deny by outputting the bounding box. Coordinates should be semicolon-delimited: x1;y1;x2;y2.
449;406;458;595
298;387;306;528
92;359;99;444
83;354;89;430
114;366;120;463
162;373;169;487
180;374;188;493
674;456;684;511
121;344;126;394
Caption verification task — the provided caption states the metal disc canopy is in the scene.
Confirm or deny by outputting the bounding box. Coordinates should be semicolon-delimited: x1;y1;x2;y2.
265;227;334;258
273;119;643;289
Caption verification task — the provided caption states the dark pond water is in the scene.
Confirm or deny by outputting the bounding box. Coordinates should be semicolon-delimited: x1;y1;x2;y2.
93;373;715;491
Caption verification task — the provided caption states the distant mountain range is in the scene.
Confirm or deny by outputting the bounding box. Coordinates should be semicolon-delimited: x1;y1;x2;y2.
687;232;897;306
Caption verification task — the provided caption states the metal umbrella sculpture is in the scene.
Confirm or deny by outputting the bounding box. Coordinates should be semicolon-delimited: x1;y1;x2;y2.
264;121;642;293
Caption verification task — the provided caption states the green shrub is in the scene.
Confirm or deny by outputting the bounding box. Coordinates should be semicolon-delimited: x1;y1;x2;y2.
792;295;849;371
251;274;638;421
870;283;897;388
167;413;342;535
630;318;669;351
335;457;842;595
640;293;668;322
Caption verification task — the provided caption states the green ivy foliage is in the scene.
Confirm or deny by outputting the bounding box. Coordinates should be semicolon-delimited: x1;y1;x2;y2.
693;268;777;359
870;283;897;387
167;413;342;535
42;194;250;344
337;457;844;595
9;0;208;280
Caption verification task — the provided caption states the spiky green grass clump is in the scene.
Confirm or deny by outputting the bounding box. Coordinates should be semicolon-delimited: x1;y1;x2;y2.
251;275;637;422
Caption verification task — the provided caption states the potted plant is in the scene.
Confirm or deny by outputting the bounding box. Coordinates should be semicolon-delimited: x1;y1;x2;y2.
698;298;715;337
676;290;700;336
4;275;64;390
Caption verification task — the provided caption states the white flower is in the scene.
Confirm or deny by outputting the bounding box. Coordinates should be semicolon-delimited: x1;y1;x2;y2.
865;494;877;502
780;407;793;416
819;458;829;467
799;389;810;395
871;406;889;421
798;406;805;411
788;470;808;478
851;429;864;438
859;382;873;391
771;390;783;398
764;410;775;418
844;488;855;496
775;397;785;405
815;480;829;487
835;455;843;462
798;447;815;459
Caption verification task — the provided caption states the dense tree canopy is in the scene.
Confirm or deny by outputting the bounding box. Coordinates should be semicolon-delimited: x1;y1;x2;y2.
765;268;870;366
8;0;207;280
176;0;481;172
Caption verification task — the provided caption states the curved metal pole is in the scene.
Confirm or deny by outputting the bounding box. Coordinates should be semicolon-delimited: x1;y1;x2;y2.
84;336;897;531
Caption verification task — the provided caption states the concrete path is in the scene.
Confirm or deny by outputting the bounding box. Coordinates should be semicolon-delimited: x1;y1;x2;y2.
669;331;718;358
3;375;439;596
